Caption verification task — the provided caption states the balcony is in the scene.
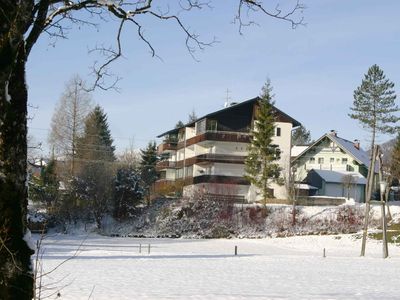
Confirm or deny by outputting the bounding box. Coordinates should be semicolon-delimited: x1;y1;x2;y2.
175;154;246;168
177;131;251;149
156;160;177;171
158;141;178;153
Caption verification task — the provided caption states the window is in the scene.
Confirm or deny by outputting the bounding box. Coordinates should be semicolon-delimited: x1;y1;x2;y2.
342;158;348;165
276;127;281;137
309;157;315;164
176;168;183;179
330;158;335;163
318;157;324;164
206;119;217;132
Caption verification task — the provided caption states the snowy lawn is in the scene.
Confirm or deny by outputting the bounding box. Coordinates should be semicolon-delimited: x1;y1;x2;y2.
34;233;400;299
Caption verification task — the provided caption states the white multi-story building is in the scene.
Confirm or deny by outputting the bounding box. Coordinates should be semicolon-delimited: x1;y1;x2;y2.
155;97;301;202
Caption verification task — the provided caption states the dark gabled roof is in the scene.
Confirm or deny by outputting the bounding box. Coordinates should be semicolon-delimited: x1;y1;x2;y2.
292;132;374;170
157;97;301;138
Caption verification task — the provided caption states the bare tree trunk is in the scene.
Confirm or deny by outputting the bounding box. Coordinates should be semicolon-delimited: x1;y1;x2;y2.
361;144;377;256
0;38;35;299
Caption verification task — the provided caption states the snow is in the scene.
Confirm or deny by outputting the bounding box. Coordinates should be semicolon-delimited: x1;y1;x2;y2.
5;80;11;102
23;229;36;251
35;233;400;299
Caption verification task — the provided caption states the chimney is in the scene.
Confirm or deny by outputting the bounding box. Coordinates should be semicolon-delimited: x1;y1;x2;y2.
329;130;337;137
353;139;360;150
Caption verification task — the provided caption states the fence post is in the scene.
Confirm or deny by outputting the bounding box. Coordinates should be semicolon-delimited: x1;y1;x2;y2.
148;244;151;254
323;248;326;258
234;245;237;256
139;244;141;254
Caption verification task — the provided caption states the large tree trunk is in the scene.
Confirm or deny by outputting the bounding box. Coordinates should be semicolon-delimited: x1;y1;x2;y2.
0;5;35;297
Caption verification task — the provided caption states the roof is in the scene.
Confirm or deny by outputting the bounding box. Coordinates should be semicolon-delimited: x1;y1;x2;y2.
295;183;318;190
311;169;367;185
291;145;309;157
157;97;301;138
292;132;373;169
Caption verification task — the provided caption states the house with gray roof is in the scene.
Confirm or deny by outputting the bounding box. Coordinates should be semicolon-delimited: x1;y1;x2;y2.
292;130;376;203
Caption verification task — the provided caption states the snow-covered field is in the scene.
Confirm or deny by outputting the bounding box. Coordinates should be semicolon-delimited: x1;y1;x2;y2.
36;233;400;299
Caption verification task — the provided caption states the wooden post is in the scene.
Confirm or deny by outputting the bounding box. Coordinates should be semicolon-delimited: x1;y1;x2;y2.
234;245;237;256
148;244;151;254
323;248;326;258
139;244;141;254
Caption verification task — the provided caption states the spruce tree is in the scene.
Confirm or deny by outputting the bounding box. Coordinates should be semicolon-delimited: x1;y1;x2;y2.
245;80;282;205
140;142;158;203
76;105;116;164
73;105;116;226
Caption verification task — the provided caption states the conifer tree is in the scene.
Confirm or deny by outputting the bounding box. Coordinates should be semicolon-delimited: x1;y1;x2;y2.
291;125;311;146
349;64;399;152
245;80;282;205
391;133;400;182
140;142;158;203
113;167;144;219
350;65;399;256
76;105;116;164
73;105;116;226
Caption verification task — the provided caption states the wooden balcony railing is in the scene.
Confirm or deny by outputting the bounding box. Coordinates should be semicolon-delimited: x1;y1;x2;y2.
158;141;178;153
177;131;251;149
156;160;177;171
175;154;246;168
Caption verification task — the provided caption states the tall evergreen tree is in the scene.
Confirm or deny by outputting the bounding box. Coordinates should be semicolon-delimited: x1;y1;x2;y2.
245;80;282;205
350;64;399;256
291;125;311;146
76;105;116;164
140;142;158;202
72;105;116;226
349;64;399;152
391;133;400;183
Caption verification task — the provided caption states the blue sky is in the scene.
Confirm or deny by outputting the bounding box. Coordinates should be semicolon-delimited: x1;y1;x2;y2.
27;0;400;154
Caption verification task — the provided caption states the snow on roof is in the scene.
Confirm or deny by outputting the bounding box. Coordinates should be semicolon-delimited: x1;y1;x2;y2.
312;169;367;185
295;183;318;190
291;146;309;157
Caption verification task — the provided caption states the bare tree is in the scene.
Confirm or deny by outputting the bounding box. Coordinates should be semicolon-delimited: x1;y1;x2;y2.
0;0;304;298
341;174;356;200
49;75;93;177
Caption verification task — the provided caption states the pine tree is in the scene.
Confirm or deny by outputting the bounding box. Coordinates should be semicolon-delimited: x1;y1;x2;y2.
140;141;158;203
391;133;400;182
349;64;399;151
245;80;282;205
291;125;311;146
350;65;399;256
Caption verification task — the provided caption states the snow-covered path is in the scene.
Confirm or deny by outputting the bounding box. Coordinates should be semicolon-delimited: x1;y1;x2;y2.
37;234;400;299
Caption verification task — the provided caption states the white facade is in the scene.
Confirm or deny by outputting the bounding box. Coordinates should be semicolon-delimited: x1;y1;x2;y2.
156;98;300;202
